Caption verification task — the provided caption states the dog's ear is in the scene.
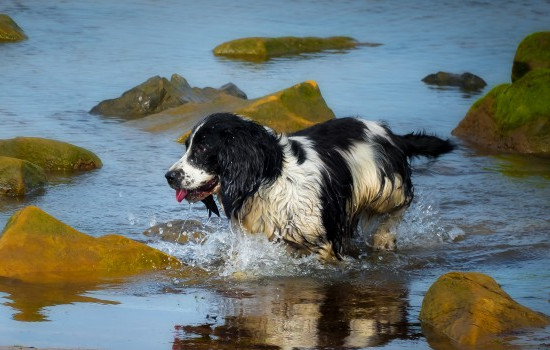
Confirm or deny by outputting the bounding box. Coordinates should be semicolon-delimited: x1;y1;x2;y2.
201;195;220;218
217;124;282;217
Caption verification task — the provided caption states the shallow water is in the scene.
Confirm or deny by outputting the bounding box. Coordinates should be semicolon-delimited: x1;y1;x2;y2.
1;0;549;349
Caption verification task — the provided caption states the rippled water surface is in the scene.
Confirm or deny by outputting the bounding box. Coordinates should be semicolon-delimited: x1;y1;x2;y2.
1;1;549;349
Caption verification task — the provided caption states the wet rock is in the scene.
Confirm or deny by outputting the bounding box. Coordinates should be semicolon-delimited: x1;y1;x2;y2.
234;80;335;133
0;14;27;42
143;219;213;244
167;80;335;143
422;71;486;91
512;32;550;82
213;36;362;61
0;206;180;282
0;156;46;196
419;272;550;347
90;74;247;119
220;82;248;99
0;137;102;172
452;69;550;154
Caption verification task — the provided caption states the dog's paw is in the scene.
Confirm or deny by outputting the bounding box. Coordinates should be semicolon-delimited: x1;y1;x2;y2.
372;231;397;251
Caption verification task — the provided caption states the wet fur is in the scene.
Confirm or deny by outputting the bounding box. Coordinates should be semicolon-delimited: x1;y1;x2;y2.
166;113;454;260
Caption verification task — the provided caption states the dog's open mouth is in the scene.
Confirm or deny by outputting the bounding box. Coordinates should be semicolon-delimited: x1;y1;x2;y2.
175;177;219;203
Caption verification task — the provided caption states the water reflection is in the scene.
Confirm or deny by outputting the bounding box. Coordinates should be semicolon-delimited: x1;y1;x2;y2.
173;277;417;349
0;276;119;322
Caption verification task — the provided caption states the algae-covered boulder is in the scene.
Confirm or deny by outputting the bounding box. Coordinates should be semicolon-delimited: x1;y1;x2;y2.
512;32;550;82
172;81;335;143
213;36;363;61
422;71;486;91
0;14;27;42
90;74;247;119
452;69;550;154
235;80;335;133
0;137;102;172
419;272;550;347
0;206;180;282
0;156;46;196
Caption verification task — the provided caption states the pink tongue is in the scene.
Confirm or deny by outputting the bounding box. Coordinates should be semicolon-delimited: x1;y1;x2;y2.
176;189;188;203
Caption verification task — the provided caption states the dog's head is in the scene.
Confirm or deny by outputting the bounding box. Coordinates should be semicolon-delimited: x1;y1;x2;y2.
165;113;283;218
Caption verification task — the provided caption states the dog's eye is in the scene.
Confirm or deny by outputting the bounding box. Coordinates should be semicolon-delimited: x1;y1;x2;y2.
196;144;207;153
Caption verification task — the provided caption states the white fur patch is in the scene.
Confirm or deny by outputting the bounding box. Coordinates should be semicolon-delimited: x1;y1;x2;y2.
238;135;329;252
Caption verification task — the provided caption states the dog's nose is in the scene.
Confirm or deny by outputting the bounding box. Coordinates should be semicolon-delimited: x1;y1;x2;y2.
165;170;182;186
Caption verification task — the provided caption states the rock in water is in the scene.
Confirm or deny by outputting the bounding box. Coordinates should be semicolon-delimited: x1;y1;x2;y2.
452;69;550;154
0;137;102;172
0;206;180;282
174;80;335;143
0;14;27;42
90;74;247;119
422;71;487;91
0;156;46;196
512;31;550;82
213;36;360;61
419;272;550;347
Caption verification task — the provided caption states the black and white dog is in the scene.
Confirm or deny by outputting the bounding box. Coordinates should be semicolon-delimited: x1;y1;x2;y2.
165;113;453;260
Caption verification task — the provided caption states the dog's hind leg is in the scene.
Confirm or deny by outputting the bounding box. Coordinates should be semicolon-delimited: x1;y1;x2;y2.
371;207;407;251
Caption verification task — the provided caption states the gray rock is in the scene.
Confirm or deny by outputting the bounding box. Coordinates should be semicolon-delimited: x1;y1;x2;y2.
90;74;247;119
422;71;487;91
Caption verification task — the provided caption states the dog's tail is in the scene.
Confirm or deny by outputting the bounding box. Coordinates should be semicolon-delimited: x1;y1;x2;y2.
400;132;455;158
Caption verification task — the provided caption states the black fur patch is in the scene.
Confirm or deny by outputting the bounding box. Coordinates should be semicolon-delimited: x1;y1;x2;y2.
293;118;367;256
289;139;306;165
193;113;283;217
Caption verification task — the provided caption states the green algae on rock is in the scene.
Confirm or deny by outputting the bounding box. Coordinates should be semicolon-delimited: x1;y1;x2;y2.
0;14;27;42
235;80;335;133
512;31;550;82
419;272;550;347
173;80;335;143
213;36;363;61
90;74;247;119
452;69;550;154
0;206;181;282
0;137;102;172
0;156;46;196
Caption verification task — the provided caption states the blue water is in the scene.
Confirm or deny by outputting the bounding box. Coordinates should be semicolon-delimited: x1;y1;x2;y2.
1;1;549;349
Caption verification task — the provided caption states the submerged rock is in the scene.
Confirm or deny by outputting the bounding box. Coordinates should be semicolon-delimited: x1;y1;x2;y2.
452;69;550;154
512;32;550;82
0;206;180;282
0;137;102;172
90;74;247;119
172;80;335;143
0;156;46;196
419;272;550;347
0;14;27;42
213;36;363;61
422;71;486;91
143;219;213;244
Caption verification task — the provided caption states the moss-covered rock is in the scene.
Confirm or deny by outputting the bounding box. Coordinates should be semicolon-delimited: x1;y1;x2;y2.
213;36;362;61
172;81;335;143
0;206;181;282
422;71;486;91
0;14;27;42
452;69;550;154
512;32;550;82
0;156;46;196
235;80;335;133
90;74;247;119
0;137;102;172
419;272;550;347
